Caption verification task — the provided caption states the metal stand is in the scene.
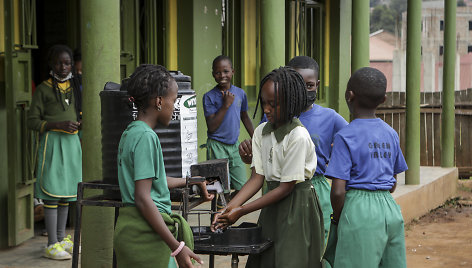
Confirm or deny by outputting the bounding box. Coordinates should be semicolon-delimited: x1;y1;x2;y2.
72;178;209;268
72;181;124;268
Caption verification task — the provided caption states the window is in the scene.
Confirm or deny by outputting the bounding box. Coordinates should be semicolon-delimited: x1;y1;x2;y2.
440;20;444;31
469;21;472;31
468;45;472;53
439;46;444;56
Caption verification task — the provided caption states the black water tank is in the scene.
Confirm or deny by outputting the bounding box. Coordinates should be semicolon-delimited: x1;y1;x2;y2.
100;71;198;191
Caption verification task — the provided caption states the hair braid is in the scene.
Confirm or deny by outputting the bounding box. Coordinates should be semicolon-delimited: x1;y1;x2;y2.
123;64;174;112
254;66;307;124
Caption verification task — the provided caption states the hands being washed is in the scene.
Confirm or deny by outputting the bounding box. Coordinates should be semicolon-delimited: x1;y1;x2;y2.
211;206;243;232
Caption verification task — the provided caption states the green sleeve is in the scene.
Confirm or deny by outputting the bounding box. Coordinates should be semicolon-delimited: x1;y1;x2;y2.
27;86;47;133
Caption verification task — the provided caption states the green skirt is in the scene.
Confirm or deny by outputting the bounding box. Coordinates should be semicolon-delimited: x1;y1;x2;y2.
114;206;194;268
311;174;333;243
246;180;324;268
35;130;82;201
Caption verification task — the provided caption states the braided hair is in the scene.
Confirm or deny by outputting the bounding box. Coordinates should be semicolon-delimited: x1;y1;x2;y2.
47;44;82;121
123;64;174;112
254;66;308;123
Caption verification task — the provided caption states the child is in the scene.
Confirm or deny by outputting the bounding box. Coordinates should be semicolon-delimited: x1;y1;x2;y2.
28;44;83;260
113;64;212;268
324;67;408;268
212;67;324;268
203;55;254;194
239;56;348;242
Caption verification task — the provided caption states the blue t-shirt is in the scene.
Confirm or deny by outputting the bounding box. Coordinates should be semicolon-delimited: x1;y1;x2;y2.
261;104;348;175
324;118;408;191
203;85;248;145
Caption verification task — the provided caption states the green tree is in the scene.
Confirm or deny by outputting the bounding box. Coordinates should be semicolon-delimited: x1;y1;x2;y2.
370;5;396;33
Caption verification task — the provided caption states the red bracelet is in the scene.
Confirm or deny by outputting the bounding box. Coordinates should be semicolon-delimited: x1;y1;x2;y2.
170;241;185;257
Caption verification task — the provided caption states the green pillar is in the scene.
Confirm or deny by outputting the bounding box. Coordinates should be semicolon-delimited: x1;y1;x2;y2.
177;0;222;162
405;0;422;185
351;0;370;72
329;0;351;120
260;0;285;77
441;0;456;167
80;1;120;267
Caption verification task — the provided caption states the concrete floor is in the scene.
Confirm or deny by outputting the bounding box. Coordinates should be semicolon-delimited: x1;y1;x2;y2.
0;166;458;268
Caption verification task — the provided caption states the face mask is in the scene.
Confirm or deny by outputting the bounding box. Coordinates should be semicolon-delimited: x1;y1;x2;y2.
306;90;317;107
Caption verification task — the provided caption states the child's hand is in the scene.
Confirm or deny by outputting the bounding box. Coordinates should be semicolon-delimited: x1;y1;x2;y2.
175;246;203;268
53;121;80;133
238;139;253;164
213;206;243;231
221;90;235;108
211;206;233;232
196;181;214;202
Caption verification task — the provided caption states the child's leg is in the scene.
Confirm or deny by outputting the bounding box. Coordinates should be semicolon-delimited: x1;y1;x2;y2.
379;200;406;268
43;199;59;246
57;201;69;242
311;175;332;243
334;190;389;268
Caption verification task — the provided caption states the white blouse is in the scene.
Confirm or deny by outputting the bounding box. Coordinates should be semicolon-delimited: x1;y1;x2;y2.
251;122;317;183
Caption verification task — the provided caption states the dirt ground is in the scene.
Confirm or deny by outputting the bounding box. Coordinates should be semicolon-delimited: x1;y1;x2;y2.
405;179;472;268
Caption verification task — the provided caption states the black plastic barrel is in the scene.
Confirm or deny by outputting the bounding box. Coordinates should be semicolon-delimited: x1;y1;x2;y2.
100;71;197;198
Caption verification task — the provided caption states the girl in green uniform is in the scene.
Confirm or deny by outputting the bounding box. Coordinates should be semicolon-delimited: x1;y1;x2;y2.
28;44;82;260
212;67;324;268
113;64;212;268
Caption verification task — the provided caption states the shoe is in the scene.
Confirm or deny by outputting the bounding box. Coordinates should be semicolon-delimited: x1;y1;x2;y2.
59;235;74;254
43;242;72;260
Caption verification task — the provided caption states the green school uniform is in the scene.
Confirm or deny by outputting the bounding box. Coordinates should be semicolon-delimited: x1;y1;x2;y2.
246;120;324;268
206;138;247;191
117;120;171;214
311;174;333;243
115;121;192;267
324;190;406;268
28;79;82;201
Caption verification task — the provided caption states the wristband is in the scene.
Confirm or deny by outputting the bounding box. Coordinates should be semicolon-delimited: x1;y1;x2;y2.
330;213;339;225
170;241;185;257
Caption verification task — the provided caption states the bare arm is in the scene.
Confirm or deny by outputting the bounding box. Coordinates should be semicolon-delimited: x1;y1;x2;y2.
241;111;254;138
330;178;347;223
166;176;214;201
213;169;297;230
134;179;202;267
390;175;398;193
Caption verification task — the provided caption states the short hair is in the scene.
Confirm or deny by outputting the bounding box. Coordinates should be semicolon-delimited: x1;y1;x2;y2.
123;64;174;112
254;66;307;123
212;55;233;69
347;67;387;109
287;56;319;77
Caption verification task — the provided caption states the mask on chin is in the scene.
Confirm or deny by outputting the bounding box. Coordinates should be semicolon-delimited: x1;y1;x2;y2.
306;90;317;108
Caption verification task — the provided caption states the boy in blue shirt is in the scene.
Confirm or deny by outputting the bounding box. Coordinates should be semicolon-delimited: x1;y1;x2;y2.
325;67;408;268
239;56;348;242
203;55;254;194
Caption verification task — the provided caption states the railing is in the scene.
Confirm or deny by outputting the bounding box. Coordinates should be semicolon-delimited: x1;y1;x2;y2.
376;88;472;178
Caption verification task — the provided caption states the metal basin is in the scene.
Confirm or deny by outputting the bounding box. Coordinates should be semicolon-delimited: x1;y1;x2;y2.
192;222;263;246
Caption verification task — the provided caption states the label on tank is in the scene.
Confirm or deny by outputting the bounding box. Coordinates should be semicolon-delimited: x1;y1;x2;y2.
179;94;198;177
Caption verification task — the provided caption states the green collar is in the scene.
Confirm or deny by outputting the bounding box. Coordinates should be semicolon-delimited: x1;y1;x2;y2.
262;118;304;143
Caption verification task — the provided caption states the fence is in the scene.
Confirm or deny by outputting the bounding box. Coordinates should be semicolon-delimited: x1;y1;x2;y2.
376;88;472;178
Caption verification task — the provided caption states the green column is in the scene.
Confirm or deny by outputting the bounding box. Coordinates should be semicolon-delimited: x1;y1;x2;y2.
351;0;370;72
80;1;120;267
260;0;285;77
405;0;422;185
441;0;456;167
329;0;351;120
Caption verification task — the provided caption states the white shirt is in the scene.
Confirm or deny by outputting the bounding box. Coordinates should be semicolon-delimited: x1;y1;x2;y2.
251;122;317;183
